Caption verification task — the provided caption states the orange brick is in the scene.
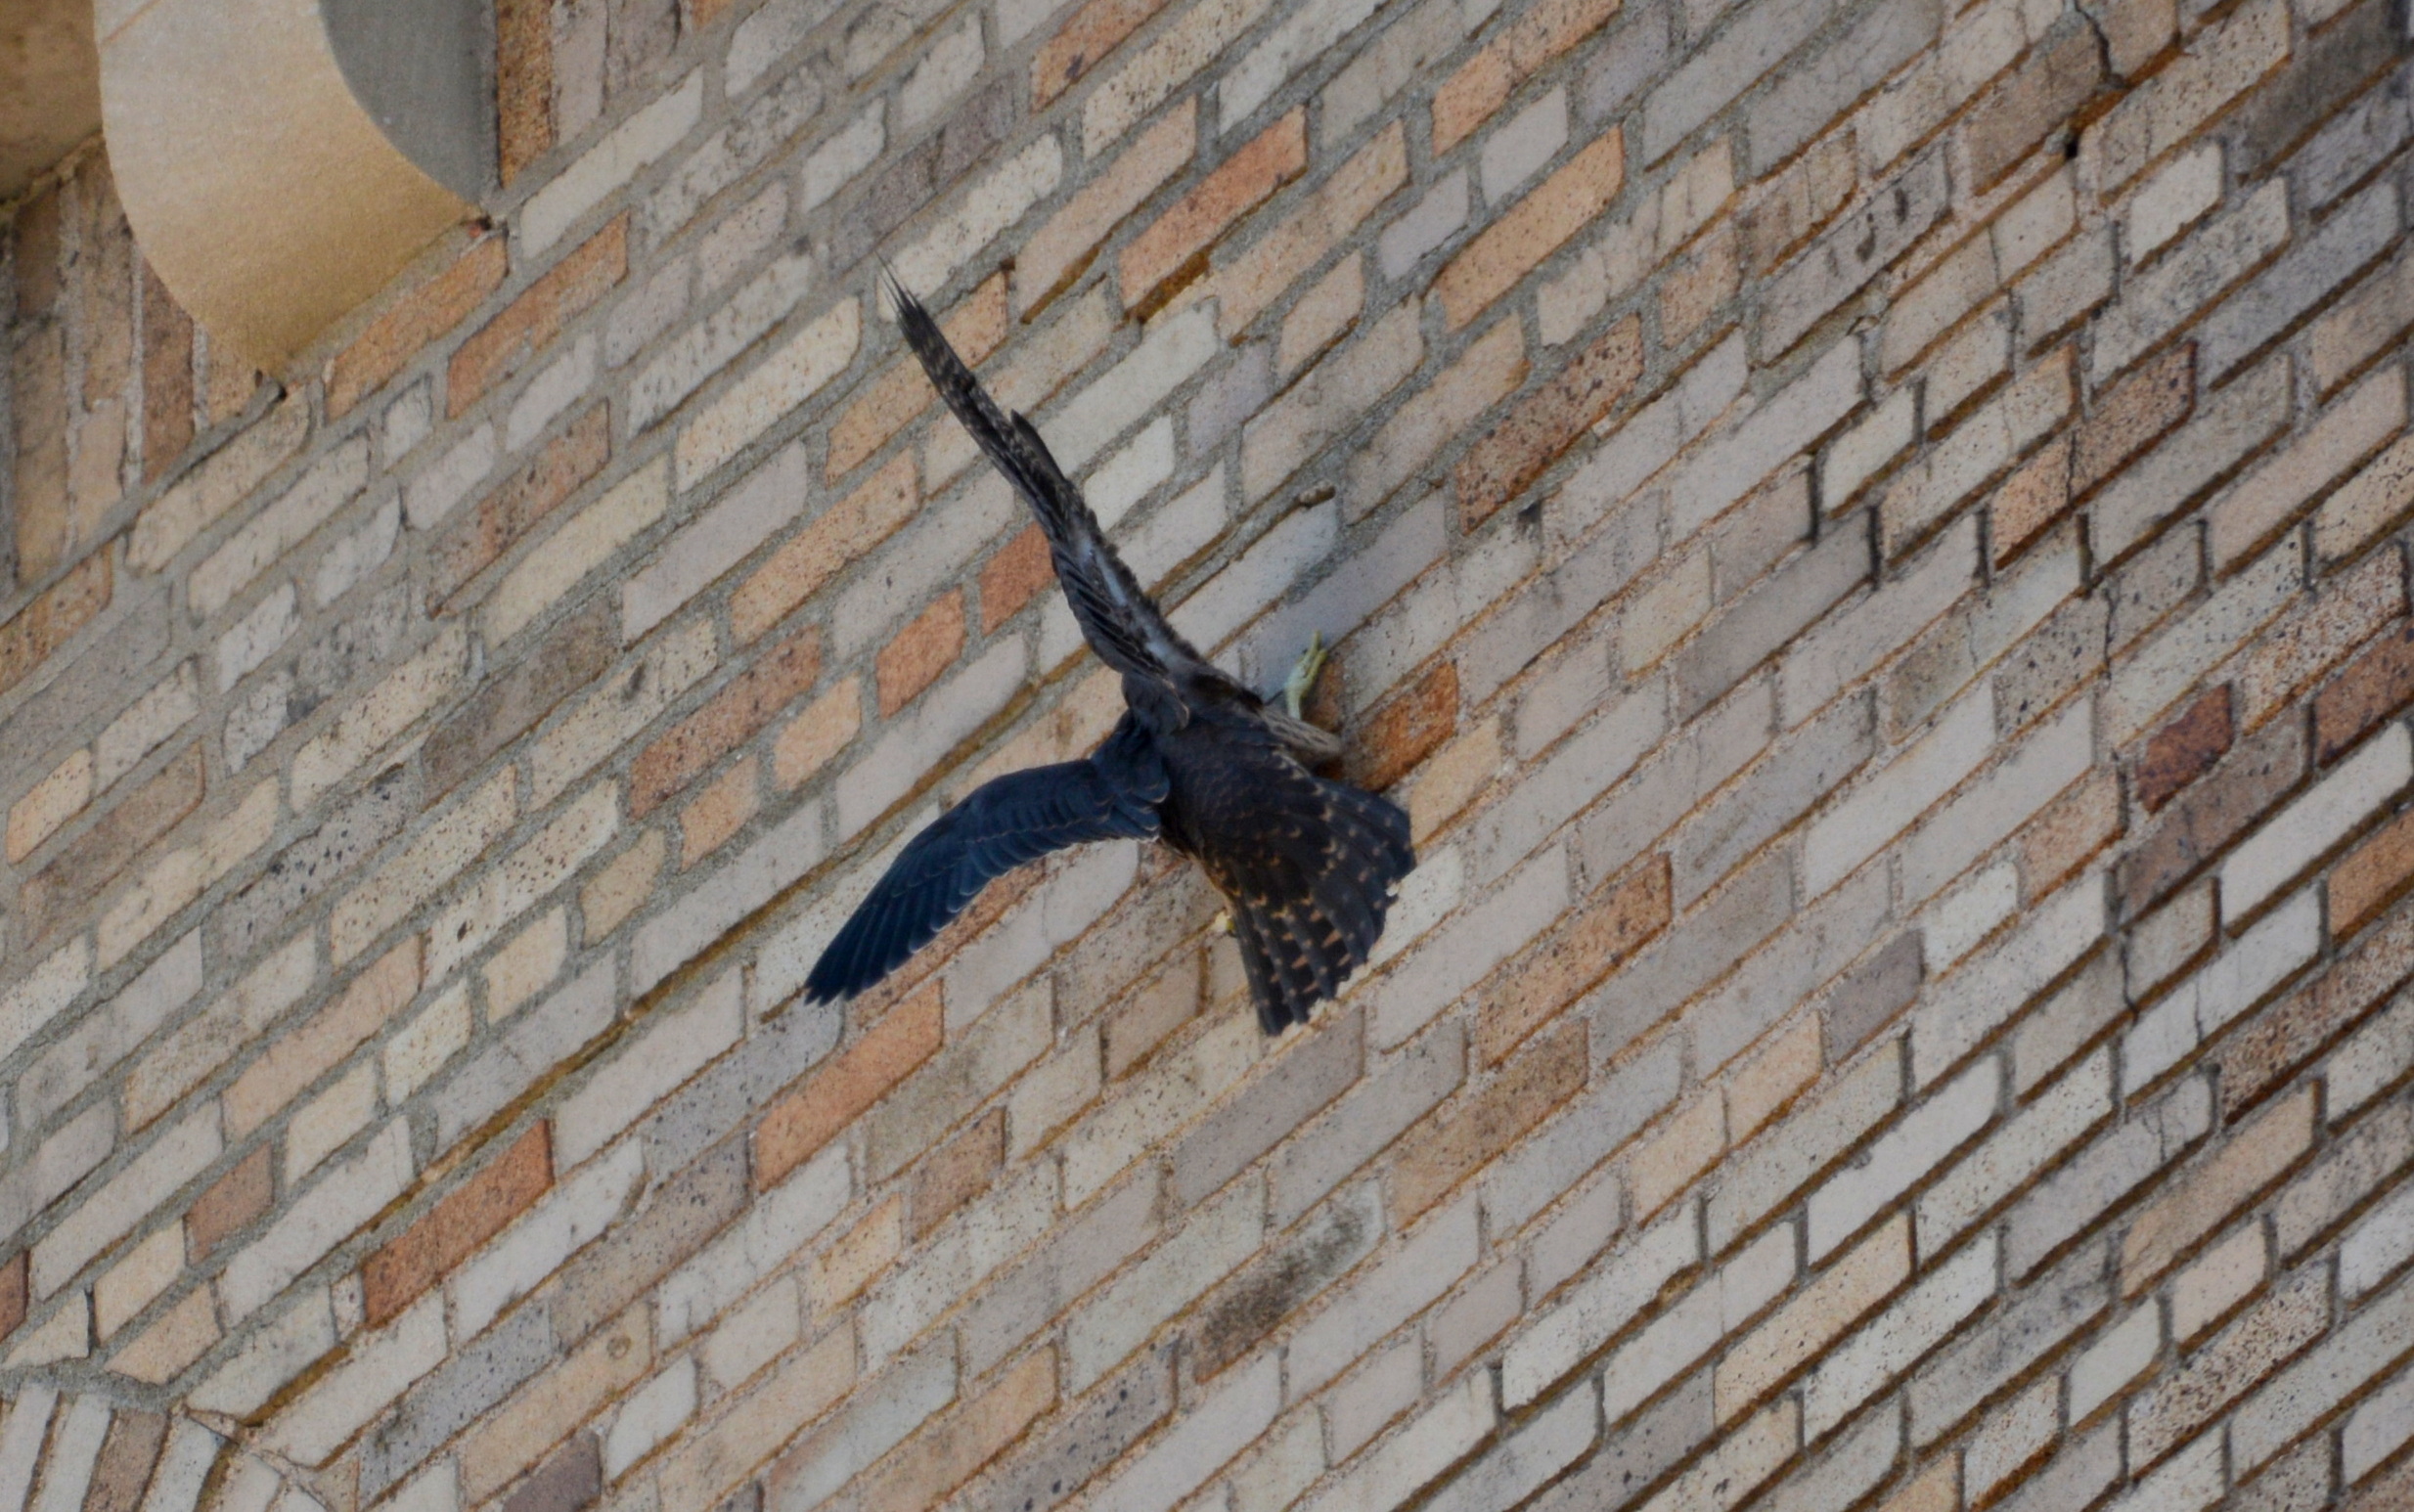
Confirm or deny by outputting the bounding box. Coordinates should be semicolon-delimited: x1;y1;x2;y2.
632;627;823;817
2331;805;2414;939
1478;856;1669;1064
877;590;967;717
1435;128;1624;331
497;0;556;185
1214;123;1408;338
0;550;109;701
2075;342;2193;495
827;280;1008;481
327;235;509;418
1394;1019;1587;1221
775;678;865;789
737;455;920;641
2138;685;2233;814
186;1145;274;1262
681;754;762;867
1033;0;1169;107
1350;660;1458;793
1431;0;1622;154
427;403;612;607
1120;111;1308;317
2020;768;2122;896
755;985;945;1187
362;1123;553;1327
1455;313;1641;528
448;217;628;417
1990;433;2072;566
2122;1088;2314;1293
1020;102;1197;318
912;1108;1004;1238
981;525;1055;633
2316;621;2414;764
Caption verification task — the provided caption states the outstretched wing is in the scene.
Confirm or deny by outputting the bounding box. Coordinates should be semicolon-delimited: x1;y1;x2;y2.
886;275;1203;688
804;721;1168;1002
1162;726;1416;1034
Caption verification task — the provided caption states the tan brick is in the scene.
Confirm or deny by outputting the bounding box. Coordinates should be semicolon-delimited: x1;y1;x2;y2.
1215;123;1408;338
1410;715;1502;841
225;937;422;1137
187;1145;274;1261
1431;0;1620;154
362;1122;552;1327
1436;128;1624;330
6;753;86;866
583;829;665;941
140;263;195;483
2075;341;2193;494
1963;21;2104;191
775;677;865;790
1718;1214;1910;1420
1393;1019;1587;1221
825;279;1008;481
2332;804;2414;941
1350;660;1458;794
1034;0;1168;106
1727;1014;1822;1140
326;236;509;418
460;1306;648;1503
810;1195;902;1314
2020;767;2122;896
1628;1092;1723;1221
855;1349;1055;1512
680;755;760;866
2122;1088;2315;1293
632;627;822;817
496;0;554;184
1020;103;1197;316
17;742;204;946
1121;110;1306;316
1455;313;1641;527
734;455;918;642
1479;856;1669;1065
426;403;611;606
1660;222;1740;344
2316;623;2414;765
485;908;567;1016
756;985;944;1187
2139;685;2232;814
877;590;967;717
912;1108;1005;1238
656;1324;855;1509
980;525;1055;635
0;550;109;701
449;216;628;417
2232;550;2406;732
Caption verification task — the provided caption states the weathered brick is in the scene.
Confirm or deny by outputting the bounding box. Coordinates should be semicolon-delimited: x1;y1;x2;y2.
1457;316;1642;528
1035;0;1168;106
632;627;822;817
2138;684;2233;814
2117;713;2302;918
1480;856;1669;1066
0;551;109;702
327;236;510;418
1964;21;2104;190
17;742;202;946
424;600;617;799
2123;1088;2315;1292
733;455;918;643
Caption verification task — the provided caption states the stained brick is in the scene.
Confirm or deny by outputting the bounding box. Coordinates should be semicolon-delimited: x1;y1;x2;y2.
187;1144;274;1261
427;404;612;606
2315;622;2414;765
327;236;510;418
1350;659;1458;793
424;600;618;798
632;627;822;817
450;217;630;417
1480;856;1669;1066
2076;343;2194;495
362;1123;554;1327
1456;315;1642;528
2116;714;2302;918
0;551;109;701
1034;0;1169;106
1964;22;2104;191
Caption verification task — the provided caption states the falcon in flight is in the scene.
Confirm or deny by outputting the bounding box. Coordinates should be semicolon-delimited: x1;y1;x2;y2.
803;278;1416;1034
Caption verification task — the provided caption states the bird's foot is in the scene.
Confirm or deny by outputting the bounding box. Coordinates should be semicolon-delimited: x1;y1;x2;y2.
1212;909;1233;935
1283;631;1327;721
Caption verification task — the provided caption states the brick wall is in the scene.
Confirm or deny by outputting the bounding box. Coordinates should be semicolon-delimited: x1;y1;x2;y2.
1;0;2412;1501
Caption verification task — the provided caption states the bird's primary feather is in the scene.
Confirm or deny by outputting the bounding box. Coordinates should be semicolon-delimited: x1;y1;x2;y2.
803;277;1415;1032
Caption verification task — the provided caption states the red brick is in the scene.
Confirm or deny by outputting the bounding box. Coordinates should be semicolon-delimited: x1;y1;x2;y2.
2138;685;2233;814
2330;805;2414;940
735;455;920;642
826;277;1008;481
632;627;823;817
187;1145;275;1261
981;525;1055;633
1033;0;1169;108
1963;21;2104;190
18;742;205;945
2314;620;2414;765
912;1108;1004;1238
1990;434;2072;566
450;218;628;417
1121;111;1308;317
362;1123;554;1327
1431;0;1621;154
498;0;556;184
326;235;510;419
140;263;195;484
756;985;944;1187
1478;856;1670;1065
877;590;967;717
427;402;612;607
1435;128;1625;331
2075;343;2193;495
0;549;109;699
2219;902;2414;1116
1350;660;1459;793
1393;1019;1587;1221
1457;315;1642;528
2116;711;2297;918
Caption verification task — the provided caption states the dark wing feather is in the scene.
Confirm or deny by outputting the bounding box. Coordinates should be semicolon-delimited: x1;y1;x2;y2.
1163;724;1415;1032
885;276;1205;688
804;723;1167;1002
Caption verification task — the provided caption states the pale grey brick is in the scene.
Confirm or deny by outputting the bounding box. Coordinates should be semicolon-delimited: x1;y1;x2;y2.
1676;511;1872;719
1676;690;1873;902
633;801;829;995
2231;1268;2414;1473
1378;171;1469;281
1172;1012;1362;1206
977;1354;1172;1512
1749;0;1940;172
432;961;617;1146
1290;1194;1479;1396
1911;1242;2108;1443
1427;1380;1596;1512
19;927;201;1134
1270;1024;1463;1227
649;70;824;239
643;998;840;1176
360;1302;556;1498
1581;0;1670;121
2094;341;2286;573
1642;0;1838;161
1532;1365;1710;1511
2005;1076;2210;1278
1910;873;2102;1087
2203;178;2399;380
1468;684;1668;884
1578;673;1771;889
961;1169;1159;1377
2015;227;2113;349
1663;335;1860;541
1461;494;1660;705
1681;863;1887;1078
2292;67;2414;211
1759;152;1947;354
2092;181;2290;380
1589;850;1792;1067
1706;1041;1899;1254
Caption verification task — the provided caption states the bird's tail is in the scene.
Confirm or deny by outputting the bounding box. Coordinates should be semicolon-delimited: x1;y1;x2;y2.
1229;778;1415;1033
883;273;1087;547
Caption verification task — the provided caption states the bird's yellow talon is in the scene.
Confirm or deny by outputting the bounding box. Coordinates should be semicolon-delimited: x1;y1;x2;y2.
1283;632;1327;720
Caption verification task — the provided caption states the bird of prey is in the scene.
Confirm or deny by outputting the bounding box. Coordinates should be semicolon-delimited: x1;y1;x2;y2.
802;278;1416;1034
